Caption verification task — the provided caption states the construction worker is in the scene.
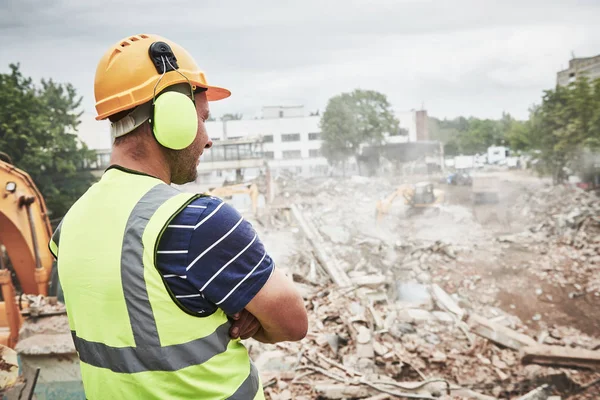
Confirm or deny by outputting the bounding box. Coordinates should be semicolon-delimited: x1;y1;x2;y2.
49;34;308;399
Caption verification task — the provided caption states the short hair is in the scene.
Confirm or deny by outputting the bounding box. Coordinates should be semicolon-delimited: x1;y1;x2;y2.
110;108;151;159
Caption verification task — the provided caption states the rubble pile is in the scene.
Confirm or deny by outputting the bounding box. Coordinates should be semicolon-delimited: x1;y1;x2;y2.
500;185;600;294
272;176;483;283
509;185;600;255
252;283;600;400
254;176;600;399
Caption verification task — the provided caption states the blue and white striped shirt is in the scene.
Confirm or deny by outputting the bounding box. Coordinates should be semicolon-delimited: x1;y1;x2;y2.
157;196;274;316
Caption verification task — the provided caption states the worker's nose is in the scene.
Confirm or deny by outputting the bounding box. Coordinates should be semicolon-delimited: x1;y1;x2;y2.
205;140;213;149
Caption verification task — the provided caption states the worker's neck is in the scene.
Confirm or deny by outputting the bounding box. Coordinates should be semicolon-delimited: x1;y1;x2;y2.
110;148;172;185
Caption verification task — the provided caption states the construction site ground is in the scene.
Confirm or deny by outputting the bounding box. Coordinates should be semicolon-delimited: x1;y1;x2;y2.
235;169;600;400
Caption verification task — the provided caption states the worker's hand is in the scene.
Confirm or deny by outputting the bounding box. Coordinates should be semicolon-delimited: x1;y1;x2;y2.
229;309;261;340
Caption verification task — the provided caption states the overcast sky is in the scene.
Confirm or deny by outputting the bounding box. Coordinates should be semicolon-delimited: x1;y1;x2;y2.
2;0;599;123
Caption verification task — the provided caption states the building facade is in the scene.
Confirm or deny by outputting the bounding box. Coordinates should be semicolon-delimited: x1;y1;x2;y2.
203;106;428;178
557;55;600;86
77;105;430;182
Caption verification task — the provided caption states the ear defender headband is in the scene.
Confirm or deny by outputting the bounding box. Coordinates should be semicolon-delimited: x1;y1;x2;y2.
147;41;199;150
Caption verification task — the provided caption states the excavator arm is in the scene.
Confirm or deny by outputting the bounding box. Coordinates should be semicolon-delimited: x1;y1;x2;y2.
375;185;413;222
207;183;260;214
0;160;53;294
0;160;54;347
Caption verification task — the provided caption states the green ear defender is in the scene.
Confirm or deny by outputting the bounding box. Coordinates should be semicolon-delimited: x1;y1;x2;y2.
152;91;198;150
147;41;199;150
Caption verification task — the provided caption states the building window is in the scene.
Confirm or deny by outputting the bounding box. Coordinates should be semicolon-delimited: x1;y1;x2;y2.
279;111;284;118
228;136;242;140
308;132;321;141
282;150;302;159
309;149;321;158
295;166;303;174
263;135;273;143
281;133;301;142
264;151;275;160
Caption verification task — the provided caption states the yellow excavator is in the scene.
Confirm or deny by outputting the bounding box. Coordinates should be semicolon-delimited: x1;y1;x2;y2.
207;182;260;215
0;159;54;347
0;157;82;398
376;182;444;221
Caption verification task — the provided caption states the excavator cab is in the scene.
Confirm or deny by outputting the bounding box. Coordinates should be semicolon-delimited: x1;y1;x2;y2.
376;182;445;222
412;182;436;205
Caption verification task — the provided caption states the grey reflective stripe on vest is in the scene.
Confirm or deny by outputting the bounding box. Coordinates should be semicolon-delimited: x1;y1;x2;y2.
227;361;260;400
70;184;251;382
71;322;231;373
120;184;178;347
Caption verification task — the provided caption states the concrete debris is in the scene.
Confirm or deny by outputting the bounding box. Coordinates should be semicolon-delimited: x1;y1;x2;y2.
254;281;599;399
430;283;464;318
251;176;600;399
514;384;552;400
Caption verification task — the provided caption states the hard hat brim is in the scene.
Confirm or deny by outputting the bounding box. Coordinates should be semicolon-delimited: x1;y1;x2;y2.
203;84;231;102
95;83;231;121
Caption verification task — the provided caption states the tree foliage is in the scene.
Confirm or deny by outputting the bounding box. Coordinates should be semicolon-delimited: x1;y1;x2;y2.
429;113;518;156
320;89;399;168
507;77;600;183
0;64;95;219
429;77;600;183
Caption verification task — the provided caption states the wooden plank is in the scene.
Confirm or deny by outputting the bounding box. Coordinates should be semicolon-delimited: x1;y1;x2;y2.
289;204;352;287
521;345;600;370
467;313;537;351
351;275;386;288
430;284;464;318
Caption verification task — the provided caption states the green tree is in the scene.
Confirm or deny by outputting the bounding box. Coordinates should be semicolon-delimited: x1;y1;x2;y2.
0;64;95;220
320;89;399;174
430;113;521;156
513;77;600;183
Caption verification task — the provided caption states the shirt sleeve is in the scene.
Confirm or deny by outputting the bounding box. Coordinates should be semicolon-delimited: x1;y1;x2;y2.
181;198;274;315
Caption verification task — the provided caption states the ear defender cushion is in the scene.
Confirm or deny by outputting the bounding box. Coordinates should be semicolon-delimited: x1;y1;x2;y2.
152;91;198;150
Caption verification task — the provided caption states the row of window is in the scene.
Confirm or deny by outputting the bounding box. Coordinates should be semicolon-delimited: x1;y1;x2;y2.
262;132;321;143
264;149;322;160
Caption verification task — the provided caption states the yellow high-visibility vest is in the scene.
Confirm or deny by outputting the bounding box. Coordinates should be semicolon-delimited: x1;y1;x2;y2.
51;168;263;399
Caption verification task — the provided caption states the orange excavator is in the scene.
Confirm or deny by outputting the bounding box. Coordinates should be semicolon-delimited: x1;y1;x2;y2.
0;157;54;348
0;156;81;398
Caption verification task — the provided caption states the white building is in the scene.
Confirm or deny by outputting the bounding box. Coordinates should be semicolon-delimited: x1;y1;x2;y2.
204;108;327;177
202;105;427;180
76;105;429;181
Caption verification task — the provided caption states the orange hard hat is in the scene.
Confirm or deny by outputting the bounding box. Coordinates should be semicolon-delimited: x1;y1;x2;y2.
94;34;230;121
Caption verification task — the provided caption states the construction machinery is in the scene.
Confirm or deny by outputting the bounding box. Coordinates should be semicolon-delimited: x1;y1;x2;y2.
446;171;473;186
0;159;83;399
207;182;260;214
376;182;444;221
0;159;54;345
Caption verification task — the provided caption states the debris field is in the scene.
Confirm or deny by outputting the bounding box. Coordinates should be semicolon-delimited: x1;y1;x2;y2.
247;173;600;400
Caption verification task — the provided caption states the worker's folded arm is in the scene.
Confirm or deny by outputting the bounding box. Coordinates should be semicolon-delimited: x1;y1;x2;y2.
245;267;308;343
156;196;274;316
